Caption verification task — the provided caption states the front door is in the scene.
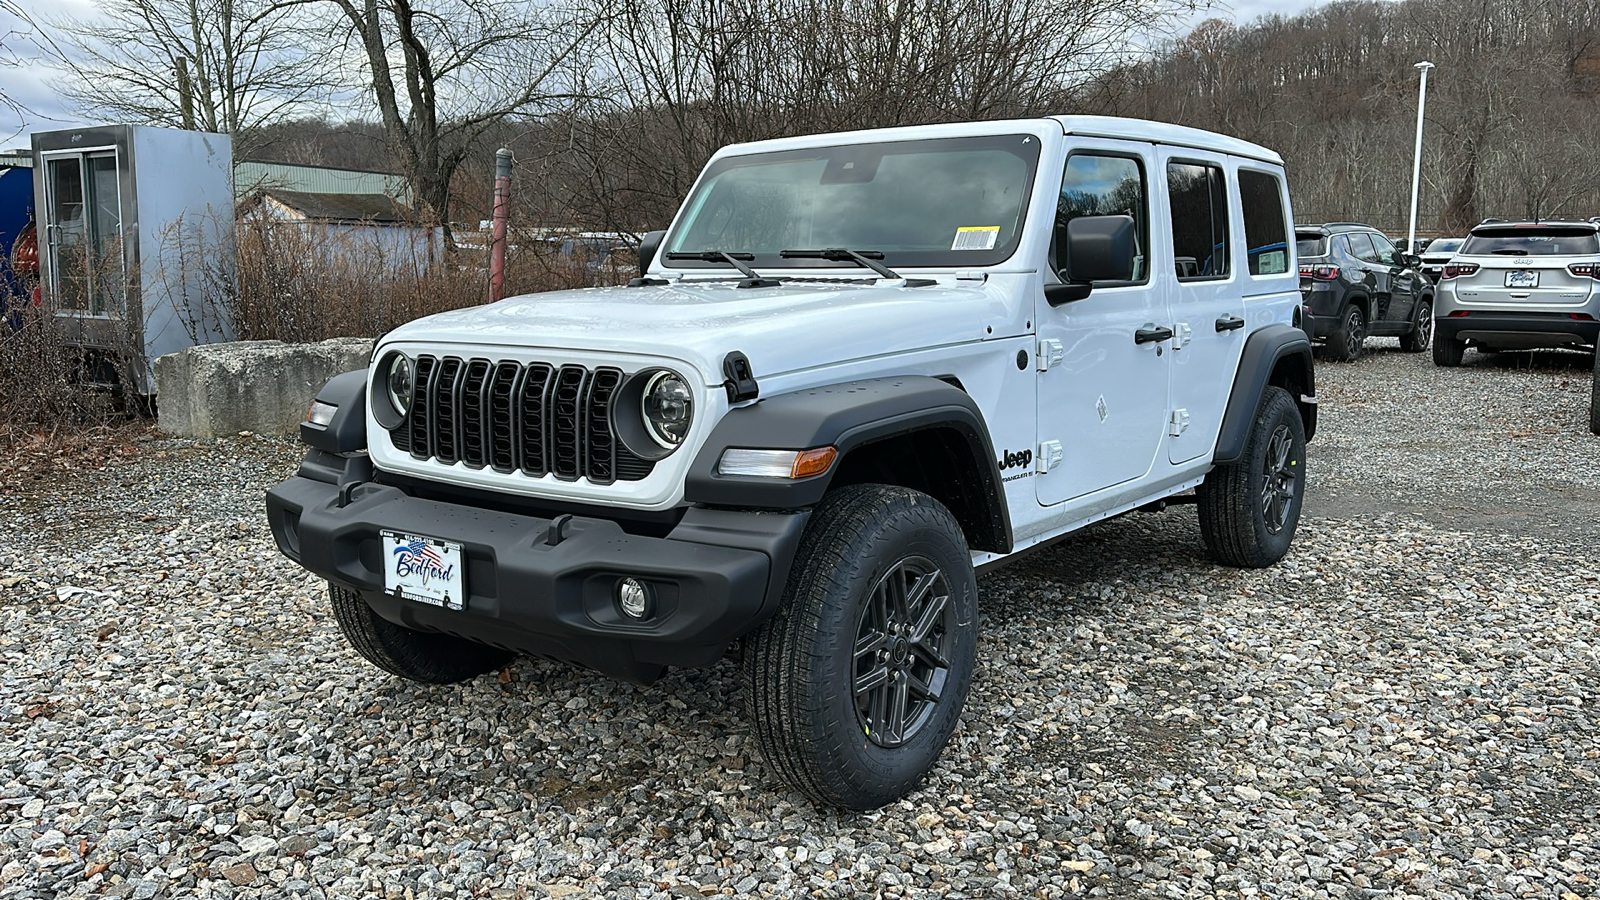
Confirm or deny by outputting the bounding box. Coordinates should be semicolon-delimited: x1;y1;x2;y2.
1367;231;1418;326
43;150;124;318
1036;141;1171;507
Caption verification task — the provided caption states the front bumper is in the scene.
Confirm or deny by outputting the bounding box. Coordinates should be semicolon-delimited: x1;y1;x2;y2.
266;467;808;684
1435;311;1600;350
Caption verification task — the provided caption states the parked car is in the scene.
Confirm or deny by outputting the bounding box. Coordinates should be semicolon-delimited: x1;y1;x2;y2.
1296;222;1435;360
1418;237;1464;282
266;116;1317;809
1434;220;1600;366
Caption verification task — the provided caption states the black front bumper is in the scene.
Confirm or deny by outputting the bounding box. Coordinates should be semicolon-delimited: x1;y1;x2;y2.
266;468;808;684
1436;312;1600;349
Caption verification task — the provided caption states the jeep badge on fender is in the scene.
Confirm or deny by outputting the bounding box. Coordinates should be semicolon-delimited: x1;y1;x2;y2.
267;116;1317;810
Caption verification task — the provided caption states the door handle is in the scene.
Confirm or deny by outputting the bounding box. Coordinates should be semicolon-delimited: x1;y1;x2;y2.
1215;314;1245;332
1135;325;1173;345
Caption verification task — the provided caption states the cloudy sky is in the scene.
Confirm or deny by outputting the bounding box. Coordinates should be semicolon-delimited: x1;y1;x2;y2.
1;0;1328;147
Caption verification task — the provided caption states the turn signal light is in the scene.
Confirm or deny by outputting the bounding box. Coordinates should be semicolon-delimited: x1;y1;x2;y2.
717;446;839;479
1441;264;1480;279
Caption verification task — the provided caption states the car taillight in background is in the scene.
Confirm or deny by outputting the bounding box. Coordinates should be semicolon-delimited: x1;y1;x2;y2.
1441;264;1480;279
1298;264;1338;280
1567;263;1600;280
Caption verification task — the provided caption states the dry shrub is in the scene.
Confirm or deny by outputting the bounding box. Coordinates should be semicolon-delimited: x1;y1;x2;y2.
226;215;626;343
0;302;135;439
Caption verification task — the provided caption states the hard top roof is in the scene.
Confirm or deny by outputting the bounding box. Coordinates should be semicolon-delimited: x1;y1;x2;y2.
709;116;1284;165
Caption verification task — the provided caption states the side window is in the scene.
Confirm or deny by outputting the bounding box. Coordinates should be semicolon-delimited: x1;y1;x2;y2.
1055;153;1148;283
1368;232;1400;264
1239;170;1289;276
1167;161;1230;280
1348;232;1379;263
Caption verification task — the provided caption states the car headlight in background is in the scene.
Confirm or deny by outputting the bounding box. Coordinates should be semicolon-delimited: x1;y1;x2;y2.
385;353;413;416
642;370;693;448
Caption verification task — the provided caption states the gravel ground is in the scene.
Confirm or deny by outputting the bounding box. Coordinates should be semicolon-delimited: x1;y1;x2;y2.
3;343;1599;899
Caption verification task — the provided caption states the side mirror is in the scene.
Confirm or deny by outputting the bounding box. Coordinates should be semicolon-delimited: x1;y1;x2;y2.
1048;215;1136;306
1403;253;1422;268
637;230;666;274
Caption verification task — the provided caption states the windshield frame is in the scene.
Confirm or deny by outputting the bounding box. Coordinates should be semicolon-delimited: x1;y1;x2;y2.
660;133;1043;272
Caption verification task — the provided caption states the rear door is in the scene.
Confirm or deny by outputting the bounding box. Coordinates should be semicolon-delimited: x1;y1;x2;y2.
1160;149;1244;464
1346;232;1393;320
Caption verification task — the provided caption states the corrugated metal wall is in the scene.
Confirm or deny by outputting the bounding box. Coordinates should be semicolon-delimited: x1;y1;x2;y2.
234;161;410;203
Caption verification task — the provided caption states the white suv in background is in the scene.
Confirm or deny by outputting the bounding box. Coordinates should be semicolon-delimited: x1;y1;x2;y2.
1434;221;1600;366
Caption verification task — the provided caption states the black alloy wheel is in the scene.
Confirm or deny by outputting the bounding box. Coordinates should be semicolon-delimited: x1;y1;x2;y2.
852;556;955;748
1260;424;1297;535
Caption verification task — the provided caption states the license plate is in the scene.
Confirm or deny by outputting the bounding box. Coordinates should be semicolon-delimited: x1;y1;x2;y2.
1505;270;1539;289
382;531;465;610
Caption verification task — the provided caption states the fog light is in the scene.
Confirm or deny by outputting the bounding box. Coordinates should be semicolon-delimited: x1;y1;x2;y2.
617;578;651;619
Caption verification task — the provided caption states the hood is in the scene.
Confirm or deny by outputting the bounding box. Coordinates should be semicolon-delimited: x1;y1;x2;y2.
380;277;1019;381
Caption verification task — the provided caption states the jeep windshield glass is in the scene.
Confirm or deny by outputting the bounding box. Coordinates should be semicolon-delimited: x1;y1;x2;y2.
664;134;1041;271
1461;227;1600;256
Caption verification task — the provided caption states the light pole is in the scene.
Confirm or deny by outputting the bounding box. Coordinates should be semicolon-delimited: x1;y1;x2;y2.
1407;61;1434;255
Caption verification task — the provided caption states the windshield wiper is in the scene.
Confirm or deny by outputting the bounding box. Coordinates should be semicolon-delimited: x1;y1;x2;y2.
1490;249;1529;256
780;248;934;287
664;250;781;288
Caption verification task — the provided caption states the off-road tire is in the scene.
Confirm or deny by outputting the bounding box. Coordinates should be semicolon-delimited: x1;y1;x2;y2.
1197;386;1306;569
329;583;513;684
1590;351;1600;436
743;484;978;810
1399;298;1434;352
1328;303;1367;361
1433;334;1466;367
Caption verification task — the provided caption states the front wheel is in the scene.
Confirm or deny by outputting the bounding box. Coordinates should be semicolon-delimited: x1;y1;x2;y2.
1328;304;1367;362
743;485;978;810
1197;386;1307;568
329;583;514;684
1400;298;1434;352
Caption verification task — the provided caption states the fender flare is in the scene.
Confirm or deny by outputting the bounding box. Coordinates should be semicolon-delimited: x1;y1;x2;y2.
1213;325;1317;466
299;369;368;453
685;375;1012;552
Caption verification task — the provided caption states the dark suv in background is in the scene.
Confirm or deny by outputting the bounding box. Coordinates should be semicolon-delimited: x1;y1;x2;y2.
1296;223;1435;361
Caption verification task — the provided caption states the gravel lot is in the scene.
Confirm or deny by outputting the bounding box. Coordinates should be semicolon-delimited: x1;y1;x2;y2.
3;342;1599;899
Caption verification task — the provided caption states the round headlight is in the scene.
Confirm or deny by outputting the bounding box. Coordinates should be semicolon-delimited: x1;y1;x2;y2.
386;353;413;416
642;370;693;448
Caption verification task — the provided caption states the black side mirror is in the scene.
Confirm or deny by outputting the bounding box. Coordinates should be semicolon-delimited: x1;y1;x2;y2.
1048;215;1136;306
637;230;666;274
1402;253;1421;268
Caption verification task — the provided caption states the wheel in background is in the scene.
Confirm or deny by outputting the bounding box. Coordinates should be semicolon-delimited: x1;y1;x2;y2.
1399;298;1434;352
1433;333;1466;367
1328;304;1367;362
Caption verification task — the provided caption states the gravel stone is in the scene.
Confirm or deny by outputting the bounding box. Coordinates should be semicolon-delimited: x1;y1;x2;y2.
3;347;1599;898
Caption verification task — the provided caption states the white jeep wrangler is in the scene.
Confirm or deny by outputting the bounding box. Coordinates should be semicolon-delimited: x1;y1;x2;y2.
267;116;1316;810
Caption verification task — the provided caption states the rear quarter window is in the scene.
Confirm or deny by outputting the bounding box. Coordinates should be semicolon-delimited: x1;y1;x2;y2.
1240;170;1289;275
1296;233;1327;257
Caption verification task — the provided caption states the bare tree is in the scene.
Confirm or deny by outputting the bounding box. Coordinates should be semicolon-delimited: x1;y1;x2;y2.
303;0;599;246
44;0;328;152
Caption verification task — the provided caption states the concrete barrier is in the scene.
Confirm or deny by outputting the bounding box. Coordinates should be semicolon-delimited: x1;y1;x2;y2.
155;338;375;437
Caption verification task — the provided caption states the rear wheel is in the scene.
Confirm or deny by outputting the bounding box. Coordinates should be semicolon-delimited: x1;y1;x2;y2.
1433;333;1466;367
1589;351;1600;435
1328;304;1366;361
743;485;978;809
1198;387;1306;568
329;583;513;684
1399;298;1434;352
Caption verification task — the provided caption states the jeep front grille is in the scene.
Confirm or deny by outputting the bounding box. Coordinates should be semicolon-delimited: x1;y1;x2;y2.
388;355;654;483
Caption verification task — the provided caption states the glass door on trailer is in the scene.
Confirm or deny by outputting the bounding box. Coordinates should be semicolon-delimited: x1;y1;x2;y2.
44;150;125;317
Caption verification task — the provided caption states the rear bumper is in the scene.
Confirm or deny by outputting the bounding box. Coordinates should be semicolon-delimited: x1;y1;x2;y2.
1434;312;1600;349
266;468;808;684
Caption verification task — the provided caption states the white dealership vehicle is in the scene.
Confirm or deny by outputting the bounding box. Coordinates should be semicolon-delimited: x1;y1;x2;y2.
268;117;1317;809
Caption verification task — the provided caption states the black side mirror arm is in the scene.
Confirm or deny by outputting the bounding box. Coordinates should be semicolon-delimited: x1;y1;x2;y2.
1044;282;1093;306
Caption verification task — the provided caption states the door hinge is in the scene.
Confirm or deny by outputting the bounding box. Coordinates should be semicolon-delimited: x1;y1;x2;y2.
1036;339;1064;371
1168;408;1190;437
1173;322;1192;350
1036;440;1064;473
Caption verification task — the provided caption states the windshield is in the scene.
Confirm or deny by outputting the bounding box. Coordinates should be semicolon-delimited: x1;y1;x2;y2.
665;134;1041;270
1461;228;1600;256
1295;233;1327;257
1423;238;1462;254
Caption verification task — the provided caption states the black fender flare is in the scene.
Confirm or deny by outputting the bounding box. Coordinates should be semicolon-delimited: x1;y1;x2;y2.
1213;325;1317;466
685;375;1012;552
299;369;368;453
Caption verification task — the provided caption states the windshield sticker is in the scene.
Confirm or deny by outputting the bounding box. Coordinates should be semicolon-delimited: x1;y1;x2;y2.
952;226;1000;251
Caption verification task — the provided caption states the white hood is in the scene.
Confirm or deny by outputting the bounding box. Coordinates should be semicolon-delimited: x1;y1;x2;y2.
378;277;1023;383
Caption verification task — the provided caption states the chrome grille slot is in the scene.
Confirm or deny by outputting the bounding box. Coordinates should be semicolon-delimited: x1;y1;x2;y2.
388;355;659;484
